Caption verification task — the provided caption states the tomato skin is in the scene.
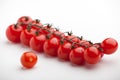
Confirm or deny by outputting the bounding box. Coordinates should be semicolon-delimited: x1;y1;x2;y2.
17;16;32;30
30;34;46;52
20;28;36;46
43;37;60;56
6;24;23;43
58;42;72;60
84;46;101;64
69;47;85;65
101;38;118;54
21;52;37;68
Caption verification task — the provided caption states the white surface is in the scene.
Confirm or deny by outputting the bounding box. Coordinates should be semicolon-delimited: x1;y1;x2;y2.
0;0;120;80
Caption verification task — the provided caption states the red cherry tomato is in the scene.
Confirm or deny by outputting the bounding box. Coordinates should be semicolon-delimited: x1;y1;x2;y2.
101;38;118;54
43;37;60;56
53;30;65;39
84;46;101;64
69;47;85;65
31;19;43;30
6;24;23;43
42;24;55;35
20;28;36;46
79;40;92;48
21;52;37;68
30;34;46;52
65;35;80;43
58;42;72;60
17;16;32;30
93;43;104;58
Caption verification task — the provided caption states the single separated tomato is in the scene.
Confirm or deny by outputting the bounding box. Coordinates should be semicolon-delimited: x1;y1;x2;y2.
21;52;37;68
6;24;23;43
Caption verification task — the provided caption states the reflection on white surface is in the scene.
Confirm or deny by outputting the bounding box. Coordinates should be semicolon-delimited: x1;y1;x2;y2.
0;0;120;80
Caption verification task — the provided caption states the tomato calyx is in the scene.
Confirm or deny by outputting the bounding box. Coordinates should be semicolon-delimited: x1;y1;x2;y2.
71;42;78;49
14;24;18;29
93;43;103;52
35;30;39;36
24;16;29;21
46;33;53;39
54;27;59;31
77;36;83;40
27;25;32;32
67;31;73;36
46;24;52;28
35;19;40;23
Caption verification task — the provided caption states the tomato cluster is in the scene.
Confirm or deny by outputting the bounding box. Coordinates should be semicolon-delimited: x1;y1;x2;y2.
6;16;118;68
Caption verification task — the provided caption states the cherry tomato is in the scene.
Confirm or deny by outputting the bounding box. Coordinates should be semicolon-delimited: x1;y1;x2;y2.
21;52;37;68
31;19;43;30
42;24;55;35
6;24;23;43
17;16;32;30
20;28;36;46
65;35;80;43
84;46;101;64
101;38;118;54
30;33;46;52
43;37;60;56
53;30;65;39
58;42;72;60
69;47;85;65
93;43;104;58
79;40;92;48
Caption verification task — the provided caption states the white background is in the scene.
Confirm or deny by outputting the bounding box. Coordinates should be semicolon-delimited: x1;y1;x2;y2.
0;0;120;80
